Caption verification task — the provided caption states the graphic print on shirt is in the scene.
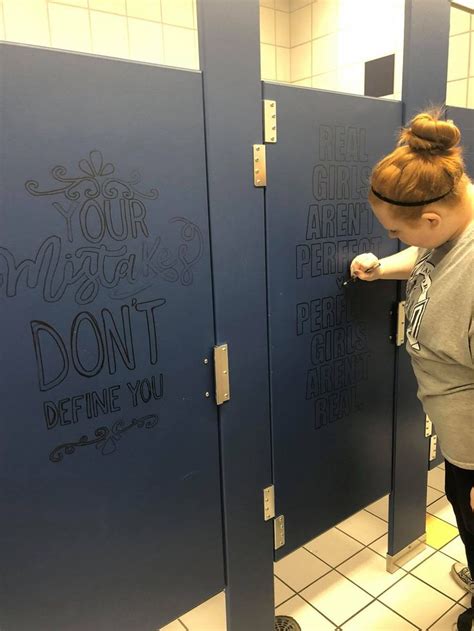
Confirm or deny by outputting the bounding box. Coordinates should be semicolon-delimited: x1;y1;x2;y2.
405;252;435;351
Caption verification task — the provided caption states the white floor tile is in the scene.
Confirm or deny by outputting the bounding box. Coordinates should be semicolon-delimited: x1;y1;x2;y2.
274;576;295;607
300;570;373;626
338;548;406;597
304;527;364;567
341;600;417;630
368;534;387;557
160;620;185;631
427;496;458;527
274;547;332;592
379;574;455;630
440;536;468;565
337;510;387;545
395;543;437;572
428;467;445;493
275;595;335;630
180;592;226;631
412;551;467;600
365;495;389;522
428;603;467;630
427;486;444;506
459;592;473;608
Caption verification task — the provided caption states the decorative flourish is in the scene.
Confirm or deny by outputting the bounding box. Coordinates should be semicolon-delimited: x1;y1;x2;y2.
25;150;159;201
170;217;204;286
49;414;159;463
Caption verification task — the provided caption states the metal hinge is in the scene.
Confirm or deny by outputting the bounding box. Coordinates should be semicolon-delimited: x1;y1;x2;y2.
425;415;433;438
396;300;406;346
263;99;277;143
274;515;285;550
214;344;230;405
429;434;438;461
253;144;267;187
263;486;275;521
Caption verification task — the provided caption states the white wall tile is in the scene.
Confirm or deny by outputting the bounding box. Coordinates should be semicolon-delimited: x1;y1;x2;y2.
338;63;364;95
275;9;290;47
312;70;338;91
3;0;50;46
276;45;290;81
294;77;312;86
447;33;470;81
450;5;471;35
126;0;161;22
89;0;127;13
161;0;194;28
312;0;338;39
163;24;198;69
275;0;290;10
312;32;338;74
291;41;311;80
90;10;129;58
260;6;275;45
128;17;163;64
0;1;5;39
471;31;474;76
290;0;311;10
446;79;468;107
469;79;474;108
261;42;276;79
52;0;88;7
48;3;91;53
290;3;311;46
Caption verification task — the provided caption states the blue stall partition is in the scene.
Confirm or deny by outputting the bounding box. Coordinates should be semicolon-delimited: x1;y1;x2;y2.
262;83;403;557
0;44;224;631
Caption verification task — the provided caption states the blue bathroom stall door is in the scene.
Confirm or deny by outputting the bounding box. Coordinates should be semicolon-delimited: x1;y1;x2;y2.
262;83;403;558
0;44;224;630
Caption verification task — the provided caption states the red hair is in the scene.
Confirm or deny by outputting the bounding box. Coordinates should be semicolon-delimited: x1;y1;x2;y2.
369;109;470;221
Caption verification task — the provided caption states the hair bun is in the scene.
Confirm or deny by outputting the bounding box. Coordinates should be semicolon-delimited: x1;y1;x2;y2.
399;110;461;153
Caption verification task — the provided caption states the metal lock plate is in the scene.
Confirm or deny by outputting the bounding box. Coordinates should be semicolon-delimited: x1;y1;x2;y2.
214;344;230;405
263;99;277;143
253;144;267;187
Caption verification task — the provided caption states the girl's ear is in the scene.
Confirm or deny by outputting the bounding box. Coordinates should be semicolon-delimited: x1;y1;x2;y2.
421;212;442;228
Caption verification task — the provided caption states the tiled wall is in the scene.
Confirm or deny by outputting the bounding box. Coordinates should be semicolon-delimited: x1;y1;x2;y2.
447;3;474;108
260;0;405;99
0;0;199;69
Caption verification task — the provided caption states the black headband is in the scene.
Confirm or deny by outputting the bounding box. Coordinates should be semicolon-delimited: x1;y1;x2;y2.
370;186;453;207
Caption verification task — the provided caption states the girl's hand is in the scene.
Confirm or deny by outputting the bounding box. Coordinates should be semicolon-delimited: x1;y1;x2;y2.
350;253;382;282
470;486;474;512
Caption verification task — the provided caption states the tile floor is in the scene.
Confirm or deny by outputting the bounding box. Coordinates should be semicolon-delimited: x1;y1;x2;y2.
161;463;471;631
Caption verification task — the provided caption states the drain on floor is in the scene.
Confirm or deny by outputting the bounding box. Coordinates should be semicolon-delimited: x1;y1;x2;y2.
274;615;301;631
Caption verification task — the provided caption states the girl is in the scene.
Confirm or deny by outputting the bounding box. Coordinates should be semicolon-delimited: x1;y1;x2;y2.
351;110;473;631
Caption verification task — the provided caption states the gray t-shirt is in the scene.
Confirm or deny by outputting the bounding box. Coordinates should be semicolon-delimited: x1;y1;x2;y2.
405;222;474;470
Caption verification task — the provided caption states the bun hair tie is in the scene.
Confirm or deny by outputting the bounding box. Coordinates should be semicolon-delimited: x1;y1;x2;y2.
370;186;454;207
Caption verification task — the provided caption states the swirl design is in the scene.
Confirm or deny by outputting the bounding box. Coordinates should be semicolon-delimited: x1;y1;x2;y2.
49;414;159;463
25;150;159;201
